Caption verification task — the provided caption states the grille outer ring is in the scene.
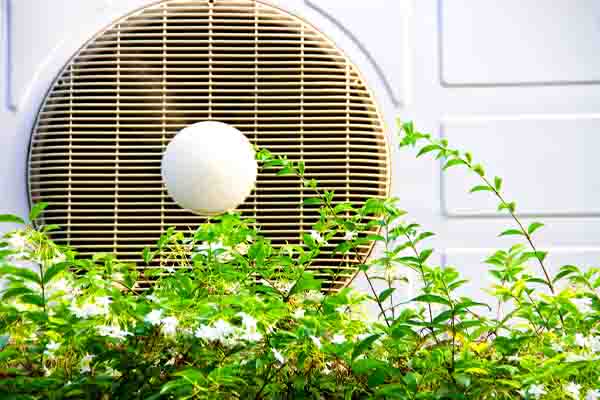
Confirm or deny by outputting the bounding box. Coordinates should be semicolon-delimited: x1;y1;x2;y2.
28;0;390;290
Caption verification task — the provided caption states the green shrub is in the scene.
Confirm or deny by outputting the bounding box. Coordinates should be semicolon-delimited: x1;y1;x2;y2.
0;121;599;399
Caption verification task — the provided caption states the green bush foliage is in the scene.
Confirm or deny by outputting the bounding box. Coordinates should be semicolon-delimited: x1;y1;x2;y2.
0;122;599;399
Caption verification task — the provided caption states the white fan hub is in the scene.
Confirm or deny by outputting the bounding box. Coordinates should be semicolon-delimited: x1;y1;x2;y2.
161;121;257;215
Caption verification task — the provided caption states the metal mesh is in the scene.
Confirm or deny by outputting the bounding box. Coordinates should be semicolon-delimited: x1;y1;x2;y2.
28;0;390;290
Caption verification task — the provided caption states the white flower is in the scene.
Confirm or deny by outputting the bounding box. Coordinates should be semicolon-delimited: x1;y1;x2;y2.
357;333;371;342
310;230;327;245
343;231;356;241
590;336;600;353
161;316;179;336
335;306;347;314
272;348;285;364
8;234;27;252
525;384;547;399
303;290;324;303
238;313;262;342
575;333;589;348
273;280;294;294
50;253;66;265
238;312;257;331
214;319;235;337
79;354;94;373
44;340;60;358
97;325;132;341
586;389;600;400
165;266;176;273
551;342;564;353
565;353;588;363
292;308;305;319
331;334;346;344
96;296;112;309
310;335;322;349
146;294;160;303
195;325;219;341
145;309;163;326
104;366;121;377
565;382;581;399
234;243;249;255
195;319;235;344
70;300;109;319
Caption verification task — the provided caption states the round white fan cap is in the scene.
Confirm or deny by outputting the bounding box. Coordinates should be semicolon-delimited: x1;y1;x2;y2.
161;121;257;215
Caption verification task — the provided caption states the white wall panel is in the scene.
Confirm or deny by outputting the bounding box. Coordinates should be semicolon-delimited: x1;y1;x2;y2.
440;0;600;86
441;116;600;217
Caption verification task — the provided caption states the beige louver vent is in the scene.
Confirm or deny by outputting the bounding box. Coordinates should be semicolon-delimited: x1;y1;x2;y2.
28;0;390;291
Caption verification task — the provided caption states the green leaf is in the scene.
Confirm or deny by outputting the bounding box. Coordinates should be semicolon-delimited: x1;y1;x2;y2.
289;272;321;295
498;229;524;237
402;372;418;393
498;202;516;213
2;286;34;300
142;247;154;265
473;164;485;177
411;294;450;306
29;202;48;222
494;176;502;191
419;248;433;263
527;222;544;235
0;214;25;225
303;197;322;206
42;262;69;284
469;185;493;193
352;334;381;360
21;293;45;307
378;288;395;303
443;158;467;170
416;144;439;158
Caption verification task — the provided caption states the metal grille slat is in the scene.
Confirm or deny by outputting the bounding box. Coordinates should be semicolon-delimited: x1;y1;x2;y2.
28;0;390;291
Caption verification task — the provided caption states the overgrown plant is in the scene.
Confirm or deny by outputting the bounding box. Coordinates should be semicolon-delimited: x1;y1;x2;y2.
0;122;599;399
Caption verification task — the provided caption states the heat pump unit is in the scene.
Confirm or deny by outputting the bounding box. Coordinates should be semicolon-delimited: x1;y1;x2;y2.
2;0;597;297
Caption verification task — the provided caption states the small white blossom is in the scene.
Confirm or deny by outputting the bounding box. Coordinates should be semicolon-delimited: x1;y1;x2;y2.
164;266;176;274
79;354;94;374
104;366;121;377
303;290;324;303
146;294;160;303
195;319;235;344
590;336;600;353
575;333;589;348
565;382;581;399
145;309;163;326
310;335;322;349
292;308;305;319
524;384;547;399
331;334;346;344
272;348;285;364
357;333;371;342
8;234;27;252
234;243;249;255
551;342;564;353
161;316;179;336
97;325;132;341
343;231;356;241
565;353;588;363
309;230;327;245
586;389;600;400
44;340;60;359
335;306;347;314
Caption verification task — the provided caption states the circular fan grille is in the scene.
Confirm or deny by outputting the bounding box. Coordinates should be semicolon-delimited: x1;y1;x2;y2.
28;0;390;290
